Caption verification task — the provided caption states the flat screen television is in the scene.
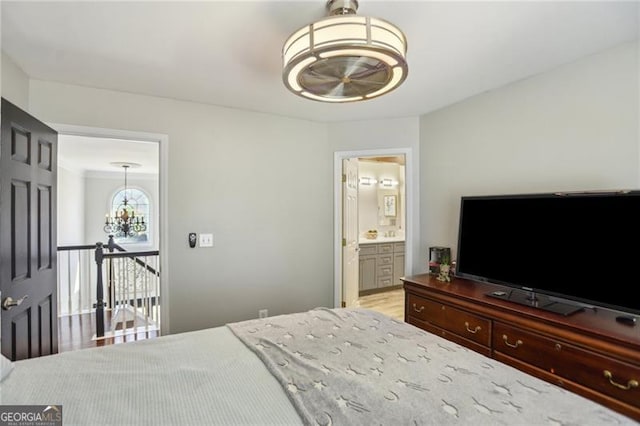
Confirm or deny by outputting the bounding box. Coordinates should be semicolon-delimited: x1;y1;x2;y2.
455;190;640;317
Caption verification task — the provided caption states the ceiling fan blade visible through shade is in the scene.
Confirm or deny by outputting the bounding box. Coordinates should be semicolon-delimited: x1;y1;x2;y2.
298;56;392;99
348;79;385;97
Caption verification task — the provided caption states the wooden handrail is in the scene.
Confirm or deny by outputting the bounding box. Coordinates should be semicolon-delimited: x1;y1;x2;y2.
103;250;160;258
58;238;160;338
57;244;97;251
58;238;160;277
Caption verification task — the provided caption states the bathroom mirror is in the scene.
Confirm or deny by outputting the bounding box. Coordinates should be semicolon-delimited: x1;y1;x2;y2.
378;190;398;226
383;195;397;217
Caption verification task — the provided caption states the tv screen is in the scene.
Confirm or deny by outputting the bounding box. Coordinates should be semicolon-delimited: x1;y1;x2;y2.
455;191;640;315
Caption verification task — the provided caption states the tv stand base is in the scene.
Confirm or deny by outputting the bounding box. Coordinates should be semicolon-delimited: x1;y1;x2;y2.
487;288;583;316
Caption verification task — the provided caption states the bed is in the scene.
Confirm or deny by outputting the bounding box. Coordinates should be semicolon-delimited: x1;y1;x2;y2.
1;307;636;425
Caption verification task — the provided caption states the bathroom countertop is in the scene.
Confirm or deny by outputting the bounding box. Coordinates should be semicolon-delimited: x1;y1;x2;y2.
359;236;405;244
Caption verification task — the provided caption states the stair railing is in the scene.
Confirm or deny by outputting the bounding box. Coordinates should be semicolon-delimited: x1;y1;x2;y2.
96;246;160;338
58;239;160;339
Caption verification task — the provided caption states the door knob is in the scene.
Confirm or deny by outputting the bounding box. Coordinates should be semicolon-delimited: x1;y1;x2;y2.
2;295;28;310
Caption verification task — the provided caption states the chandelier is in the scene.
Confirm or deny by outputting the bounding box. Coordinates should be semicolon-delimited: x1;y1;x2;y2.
104;163;147;238
282;0;408;102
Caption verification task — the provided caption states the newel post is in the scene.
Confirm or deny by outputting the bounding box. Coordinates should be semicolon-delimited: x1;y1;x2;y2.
95;242;106;338
106;235;115;309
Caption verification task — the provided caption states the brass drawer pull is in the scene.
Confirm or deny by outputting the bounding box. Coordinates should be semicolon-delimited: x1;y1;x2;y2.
412;303;425;313
502;334;523;349
464;321;481;334
603;370;639;391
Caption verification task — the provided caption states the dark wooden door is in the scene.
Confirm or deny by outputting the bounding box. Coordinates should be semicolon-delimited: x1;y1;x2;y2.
1;98;58;361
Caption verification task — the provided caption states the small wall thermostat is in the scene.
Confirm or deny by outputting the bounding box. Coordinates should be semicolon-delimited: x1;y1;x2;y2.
188;232;197;248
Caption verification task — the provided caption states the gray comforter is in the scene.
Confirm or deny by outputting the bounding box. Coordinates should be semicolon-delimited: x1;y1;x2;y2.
228;307;636;426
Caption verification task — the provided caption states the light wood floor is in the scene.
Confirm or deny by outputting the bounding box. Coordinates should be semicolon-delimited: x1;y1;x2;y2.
357;289;404;321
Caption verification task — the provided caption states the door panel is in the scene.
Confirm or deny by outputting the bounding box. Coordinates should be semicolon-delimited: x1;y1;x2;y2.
11;126;31;163
11;308;31;360
38;184;53;270
342;158;359;307
38;295;53;356
1;98;58;360
12;180;31;280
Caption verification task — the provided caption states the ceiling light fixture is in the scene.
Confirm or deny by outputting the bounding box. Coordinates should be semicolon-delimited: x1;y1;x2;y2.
282;0;408;103
104;163;147;238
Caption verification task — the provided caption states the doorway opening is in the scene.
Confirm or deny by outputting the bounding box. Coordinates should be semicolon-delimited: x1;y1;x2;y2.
52;123;169;351
334;148;413;321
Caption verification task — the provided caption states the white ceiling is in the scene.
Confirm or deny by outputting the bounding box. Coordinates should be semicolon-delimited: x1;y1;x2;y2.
2;1;638;171
58;134;159;174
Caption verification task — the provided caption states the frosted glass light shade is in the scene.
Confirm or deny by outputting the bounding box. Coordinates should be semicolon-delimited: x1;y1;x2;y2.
282;13;408;102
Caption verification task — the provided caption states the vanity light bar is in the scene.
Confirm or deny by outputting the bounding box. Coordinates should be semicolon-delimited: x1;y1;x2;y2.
359;177;377;186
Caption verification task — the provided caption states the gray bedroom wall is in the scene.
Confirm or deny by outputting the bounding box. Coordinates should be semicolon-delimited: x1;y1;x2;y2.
27;81;333;334
419;41;640;263
1;51;29;110
7;40;638;334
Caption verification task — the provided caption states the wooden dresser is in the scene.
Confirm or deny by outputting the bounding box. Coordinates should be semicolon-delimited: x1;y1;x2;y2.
403;273;640;421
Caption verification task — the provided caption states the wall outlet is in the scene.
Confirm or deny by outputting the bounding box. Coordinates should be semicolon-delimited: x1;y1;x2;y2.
199;233;213;247
258;309;268;319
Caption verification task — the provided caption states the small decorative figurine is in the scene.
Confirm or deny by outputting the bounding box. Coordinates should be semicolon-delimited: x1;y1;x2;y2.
437;263;451;282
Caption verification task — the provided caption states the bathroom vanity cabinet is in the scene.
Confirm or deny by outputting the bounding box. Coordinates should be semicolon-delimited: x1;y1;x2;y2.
359;241;405;294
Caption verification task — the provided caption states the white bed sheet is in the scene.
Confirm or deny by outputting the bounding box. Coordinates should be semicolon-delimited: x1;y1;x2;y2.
0;326;302;426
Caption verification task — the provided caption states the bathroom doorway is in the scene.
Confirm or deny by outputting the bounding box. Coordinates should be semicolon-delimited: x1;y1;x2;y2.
333;148;414;316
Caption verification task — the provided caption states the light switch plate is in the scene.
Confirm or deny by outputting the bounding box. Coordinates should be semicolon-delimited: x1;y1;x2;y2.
199;233;213;247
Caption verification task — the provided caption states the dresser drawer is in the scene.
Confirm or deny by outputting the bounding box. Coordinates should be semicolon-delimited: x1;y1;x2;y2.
406;294;444;325
378;254;393;265
494;322;640;408
406;294;490;347
441;305;491;347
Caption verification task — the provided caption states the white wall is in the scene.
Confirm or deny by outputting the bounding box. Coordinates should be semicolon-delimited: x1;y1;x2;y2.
1;52;29;110
419;41;639;267
28;81;333;334
56;167;86;316
57;166;86;246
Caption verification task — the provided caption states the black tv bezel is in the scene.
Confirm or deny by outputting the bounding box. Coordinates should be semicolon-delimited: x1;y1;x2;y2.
454;190;640;317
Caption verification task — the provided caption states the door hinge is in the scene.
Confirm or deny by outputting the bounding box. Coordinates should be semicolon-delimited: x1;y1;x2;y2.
342;174;346;183
341;301;346;308
342;238;346;247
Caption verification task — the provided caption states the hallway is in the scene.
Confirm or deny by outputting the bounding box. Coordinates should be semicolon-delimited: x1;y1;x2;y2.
58;311;159;353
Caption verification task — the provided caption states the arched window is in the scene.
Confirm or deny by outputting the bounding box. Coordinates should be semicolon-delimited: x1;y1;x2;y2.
105;187;151;245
